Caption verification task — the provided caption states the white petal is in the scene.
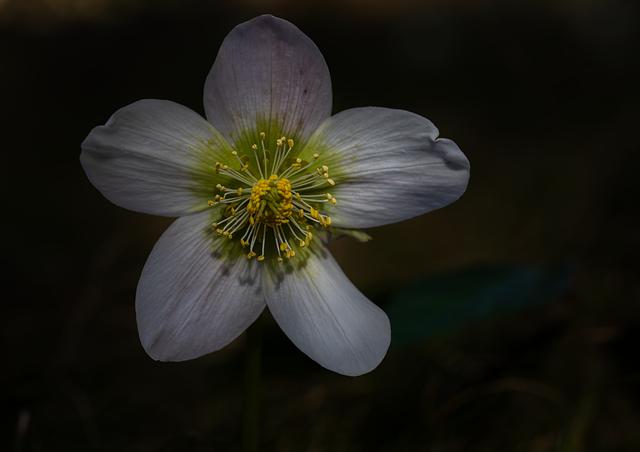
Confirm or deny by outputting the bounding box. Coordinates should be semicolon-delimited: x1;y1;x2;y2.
263;245;390;376
204;15;332;145
302;107;470;228
81;99;231;216
136;211;265;361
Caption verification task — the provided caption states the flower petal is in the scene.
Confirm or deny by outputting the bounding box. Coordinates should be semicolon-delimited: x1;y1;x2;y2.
204;15;332;146
302;107;470;228
81;99;232;216
263;245;390;376
136;211;265;361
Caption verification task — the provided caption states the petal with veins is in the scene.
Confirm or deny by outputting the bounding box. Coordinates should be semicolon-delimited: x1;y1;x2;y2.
204;15;332;148
301;107;470;228
136;211;265;361
81;99;231;216
264;244;390;376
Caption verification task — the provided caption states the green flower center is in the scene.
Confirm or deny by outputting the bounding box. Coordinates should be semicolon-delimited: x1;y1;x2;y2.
209;133;336;262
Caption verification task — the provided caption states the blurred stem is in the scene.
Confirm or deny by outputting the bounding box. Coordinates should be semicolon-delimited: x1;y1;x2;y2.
556;351;602;452
557;391;597;452
243;316;262;452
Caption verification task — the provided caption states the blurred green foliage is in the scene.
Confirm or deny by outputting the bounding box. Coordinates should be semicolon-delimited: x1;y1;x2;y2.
388;265;572;346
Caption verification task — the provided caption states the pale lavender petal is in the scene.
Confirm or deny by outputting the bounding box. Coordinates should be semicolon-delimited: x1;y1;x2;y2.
263;244;390;376
136;211;265;361
204;15;332;146
302;107;470;228
81;99;231;216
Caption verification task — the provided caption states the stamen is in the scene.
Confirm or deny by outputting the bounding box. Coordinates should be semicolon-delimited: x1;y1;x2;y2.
208;132;335;263
260;132;269;176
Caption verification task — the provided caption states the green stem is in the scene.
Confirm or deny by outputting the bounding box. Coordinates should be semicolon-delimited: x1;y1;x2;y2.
242;317;262;452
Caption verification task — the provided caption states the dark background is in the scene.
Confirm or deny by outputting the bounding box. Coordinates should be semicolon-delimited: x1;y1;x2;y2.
3;0;639;451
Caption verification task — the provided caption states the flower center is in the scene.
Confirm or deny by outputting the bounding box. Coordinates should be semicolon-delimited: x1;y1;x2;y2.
208;132;336;262
247;175;293;226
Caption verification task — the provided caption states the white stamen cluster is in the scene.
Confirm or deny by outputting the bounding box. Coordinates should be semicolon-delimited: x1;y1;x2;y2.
209;132;336;262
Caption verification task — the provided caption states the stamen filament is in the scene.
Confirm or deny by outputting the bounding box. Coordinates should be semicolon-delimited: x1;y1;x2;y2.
210;132;335;263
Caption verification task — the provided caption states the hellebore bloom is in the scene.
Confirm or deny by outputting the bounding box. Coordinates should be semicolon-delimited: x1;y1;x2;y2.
80;15;470;376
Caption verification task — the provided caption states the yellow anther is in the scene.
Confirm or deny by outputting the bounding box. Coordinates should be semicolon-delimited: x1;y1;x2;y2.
214;161;229;172
209;130;338;262
246;177;293;226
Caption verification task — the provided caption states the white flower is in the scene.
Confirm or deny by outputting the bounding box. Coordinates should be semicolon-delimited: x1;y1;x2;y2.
80;15;470;376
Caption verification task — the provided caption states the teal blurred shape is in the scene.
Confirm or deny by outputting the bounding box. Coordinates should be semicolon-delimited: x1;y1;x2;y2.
386;265;572;346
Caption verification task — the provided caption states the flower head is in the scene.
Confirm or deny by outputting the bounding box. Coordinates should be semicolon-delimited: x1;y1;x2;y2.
80;15;470;376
